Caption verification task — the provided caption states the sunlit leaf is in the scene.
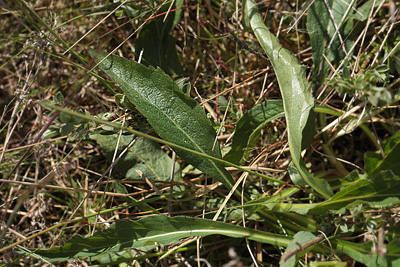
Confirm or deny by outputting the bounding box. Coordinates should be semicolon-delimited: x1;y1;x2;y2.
36;214;291;263
89;51;237;194
243;0;333;199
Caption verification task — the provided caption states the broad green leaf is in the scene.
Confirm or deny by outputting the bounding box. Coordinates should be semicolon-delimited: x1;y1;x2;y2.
37;214;291;262
89;51;237;194
288;161;308;187
90;130;181;182
365;130;400;178
243;0;333;199
281;231;318;267
349;0;385;21
135;0;184;78
40;102;284;187
224;100;284;164
334;239;400;267
306;0;329;82
310;171;400;214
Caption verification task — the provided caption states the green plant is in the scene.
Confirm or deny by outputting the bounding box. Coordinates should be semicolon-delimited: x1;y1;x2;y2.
328;65;392;106
1;0;399;266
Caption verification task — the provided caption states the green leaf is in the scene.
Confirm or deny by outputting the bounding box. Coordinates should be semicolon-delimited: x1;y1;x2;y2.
306;0;352;81
224;100;284;164
256;201;318;216
334;239;400;267
246;187;321;215
307;0;384;82
90;130;181;182
135;0;184;78
309;261;347;267
248;187;299;207
243;0;333;199
36;214;291;262
281;231;318;267
310;171;400;214
89;51;237;194
365;130;400;178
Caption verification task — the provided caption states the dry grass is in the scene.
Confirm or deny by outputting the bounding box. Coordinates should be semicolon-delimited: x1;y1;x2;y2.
1;0;399;266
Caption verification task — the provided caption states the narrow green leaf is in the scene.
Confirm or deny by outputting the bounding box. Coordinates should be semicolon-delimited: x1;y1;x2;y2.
135;0;184;78
90;130;181;181
310;171;400;214
243;0;333;199
246;187;302;210
246;187;320;215
334;239;400;267
37;214;291;262
89;51;237;194
258;202;318;215
224;100;284;164
365;130;400;178
309;261;347;267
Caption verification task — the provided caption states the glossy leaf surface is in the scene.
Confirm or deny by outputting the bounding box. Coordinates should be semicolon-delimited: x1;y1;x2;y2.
89;51;236;193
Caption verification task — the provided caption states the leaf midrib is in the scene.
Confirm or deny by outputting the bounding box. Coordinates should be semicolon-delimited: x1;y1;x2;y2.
118;74;231;185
